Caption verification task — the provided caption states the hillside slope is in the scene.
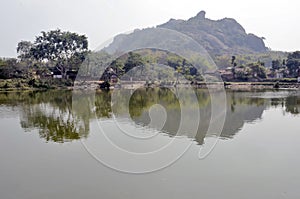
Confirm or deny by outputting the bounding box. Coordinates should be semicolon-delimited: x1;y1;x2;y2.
104;11;267;56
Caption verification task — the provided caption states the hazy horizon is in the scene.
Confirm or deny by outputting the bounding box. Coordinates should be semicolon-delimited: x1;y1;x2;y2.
1;0;300;57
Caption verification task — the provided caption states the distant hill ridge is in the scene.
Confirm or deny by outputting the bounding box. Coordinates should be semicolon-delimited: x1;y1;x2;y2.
104;11;268;55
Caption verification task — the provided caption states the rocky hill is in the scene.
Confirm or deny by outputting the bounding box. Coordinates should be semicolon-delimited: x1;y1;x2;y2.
104;11;267;55
158;11;267;54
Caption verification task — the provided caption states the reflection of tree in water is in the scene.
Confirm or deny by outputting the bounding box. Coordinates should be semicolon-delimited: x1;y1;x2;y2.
128;88;181;118
0;89;299;144
270;98;284;108
20;109;82;143
19;91;90;143
0;90;115;143
94;91;112;118
264;95;300;115
285;96;300;115
0;91;90;143
127;88;181;135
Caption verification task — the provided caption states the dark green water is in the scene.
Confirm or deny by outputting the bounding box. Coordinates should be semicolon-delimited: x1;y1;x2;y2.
0;89;299;198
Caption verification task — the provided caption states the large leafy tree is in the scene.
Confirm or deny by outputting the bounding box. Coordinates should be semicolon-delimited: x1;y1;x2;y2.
286;51;300;77
17;29;89;78
17;41;33;60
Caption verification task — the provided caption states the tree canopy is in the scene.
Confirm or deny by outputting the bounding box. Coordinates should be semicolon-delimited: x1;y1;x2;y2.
286;51;300;77
17;29;89;78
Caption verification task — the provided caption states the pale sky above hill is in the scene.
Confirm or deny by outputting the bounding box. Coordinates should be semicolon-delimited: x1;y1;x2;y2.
1;0;300;57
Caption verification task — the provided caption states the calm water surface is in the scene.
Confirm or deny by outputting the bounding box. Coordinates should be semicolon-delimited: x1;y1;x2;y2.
0;89;300;199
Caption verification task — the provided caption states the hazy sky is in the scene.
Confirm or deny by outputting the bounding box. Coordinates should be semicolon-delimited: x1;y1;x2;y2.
1;0;300;57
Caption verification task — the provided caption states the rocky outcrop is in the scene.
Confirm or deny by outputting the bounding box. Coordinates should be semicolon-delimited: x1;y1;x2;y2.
157;11;267;54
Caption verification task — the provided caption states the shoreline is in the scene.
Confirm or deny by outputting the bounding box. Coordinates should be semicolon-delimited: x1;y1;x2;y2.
1;79;299;92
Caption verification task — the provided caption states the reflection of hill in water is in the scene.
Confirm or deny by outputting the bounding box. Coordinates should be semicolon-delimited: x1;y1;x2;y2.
131;89;267;145
222;102;265;138
0;89;299;144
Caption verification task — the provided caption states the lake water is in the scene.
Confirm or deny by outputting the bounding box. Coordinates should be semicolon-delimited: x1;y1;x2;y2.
0;89;300;199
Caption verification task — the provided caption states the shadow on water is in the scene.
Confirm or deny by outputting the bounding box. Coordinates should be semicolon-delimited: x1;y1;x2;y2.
0;89;299;144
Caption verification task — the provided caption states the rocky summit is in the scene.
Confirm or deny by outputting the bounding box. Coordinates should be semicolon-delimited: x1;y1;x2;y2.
105;11;267;55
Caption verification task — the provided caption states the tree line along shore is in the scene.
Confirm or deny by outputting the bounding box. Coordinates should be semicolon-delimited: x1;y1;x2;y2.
1;29;300;90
